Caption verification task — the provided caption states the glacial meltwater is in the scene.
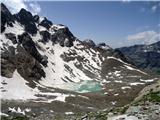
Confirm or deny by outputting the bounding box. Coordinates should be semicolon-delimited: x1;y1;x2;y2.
75;80;102;93
56;80;103;93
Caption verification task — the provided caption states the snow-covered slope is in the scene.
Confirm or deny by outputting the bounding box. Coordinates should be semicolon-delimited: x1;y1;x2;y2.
0;3;157;105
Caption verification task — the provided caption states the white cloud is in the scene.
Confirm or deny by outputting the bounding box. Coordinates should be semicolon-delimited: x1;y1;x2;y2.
1;0;41;14
29;2;41;15
1;0;27;14
140;2;160;13
127;30;160;44
122;0;130;3
151;5;157;12
151;2;160;12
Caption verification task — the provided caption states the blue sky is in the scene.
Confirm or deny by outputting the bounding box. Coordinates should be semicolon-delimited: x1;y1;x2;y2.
2;1;160;48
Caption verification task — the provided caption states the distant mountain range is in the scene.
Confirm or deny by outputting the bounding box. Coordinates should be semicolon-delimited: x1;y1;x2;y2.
118;41;160;74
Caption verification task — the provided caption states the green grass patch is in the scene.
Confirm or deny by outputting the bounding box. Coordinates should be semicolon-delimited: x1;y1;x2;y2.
1;116;29;120
145;91;160;102
133;91;160;105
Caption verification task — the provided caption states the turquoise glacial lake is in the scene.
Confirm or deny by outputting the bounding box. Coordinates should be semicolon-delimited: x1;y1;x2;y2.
64;80;102;93
55;80;103;93
75;80;102;93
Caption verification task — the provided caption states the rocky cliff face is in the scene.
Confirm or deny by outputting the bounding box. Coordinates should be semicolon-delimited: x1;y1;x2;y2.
118;41;160;74
0;3;159;118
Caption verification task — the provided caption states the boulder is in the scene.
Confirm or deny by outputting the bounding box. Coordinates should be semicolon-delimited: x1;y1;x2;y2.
40;30;51;43
5;33;17;44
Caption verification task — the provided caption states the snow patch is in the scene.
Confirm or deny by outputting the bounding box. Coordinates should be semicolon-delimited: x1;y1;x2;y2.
107;57;147;75
25;108;31;112
8;107;25;115
65;112;74;115
0;112;9;116
140;79;154;83
114;93;119;96
124;65;148;75
1;70;38;100
4;21;24;35
130;82;145;86
115;80;123;83
78;95;89;99
121;86;131;90
111;101;117;105
52;24;66;30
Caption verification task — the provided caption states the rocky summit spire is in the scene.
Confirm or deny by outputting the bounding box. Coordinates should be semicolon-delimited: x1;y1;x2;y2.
1;3;14;32
14;8;37;35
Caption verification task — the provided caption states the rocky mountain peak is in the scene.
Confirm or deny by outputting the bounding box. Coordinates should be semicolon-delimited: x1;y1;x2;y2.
83;39;96;47
39;17;53;29
33;15;40;23
97;42;112;50
1;3;13;20
14;8;37;35
16;8;33;21
1;3;14;32
52;26;75;47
